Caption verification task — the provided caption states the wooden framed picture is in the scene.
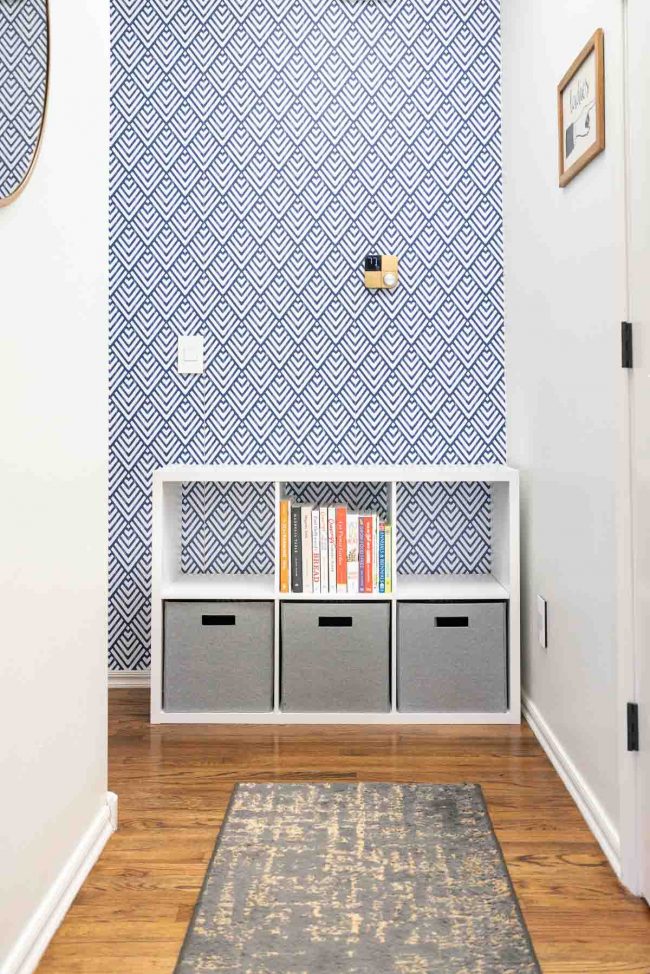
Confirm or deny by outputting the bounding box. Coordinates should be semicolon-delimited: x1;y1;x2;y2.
557;29;605;187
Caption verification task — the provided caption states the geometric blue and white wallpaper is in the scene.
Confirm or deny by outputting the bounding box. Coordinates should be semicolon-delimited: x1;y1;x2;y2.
397;481;492;574
0;0;47;198
180;479;491;576
181;479;391;575
110;0;504;670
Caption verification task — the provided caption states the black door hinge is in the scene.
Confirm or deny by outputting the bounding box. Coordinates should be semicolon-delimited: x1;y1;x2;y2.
627;702;639;752
622;321;633;368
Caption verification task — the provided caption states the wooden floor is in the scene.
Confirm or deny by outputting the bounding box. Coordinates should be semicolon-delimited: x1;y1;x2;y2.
37;690;650;974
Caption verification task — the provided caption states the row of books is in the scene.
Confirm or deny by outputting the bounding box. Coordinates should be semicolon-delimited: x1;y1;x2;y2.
279;499;392;594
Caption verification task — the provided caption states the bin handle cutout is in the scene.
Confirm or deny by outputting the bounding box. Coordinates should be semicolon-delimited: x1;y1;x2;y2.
202;614;236;626
318;616;353;627
435;616;469;628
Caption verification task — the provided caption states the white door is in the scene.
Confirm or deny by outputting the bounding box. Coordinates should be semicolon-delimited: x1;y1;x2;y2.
626;0;650;903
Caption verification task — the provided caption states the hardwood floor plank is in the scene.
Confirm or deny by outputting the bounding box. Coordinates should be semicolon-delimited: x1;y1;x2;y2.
35;689;650;974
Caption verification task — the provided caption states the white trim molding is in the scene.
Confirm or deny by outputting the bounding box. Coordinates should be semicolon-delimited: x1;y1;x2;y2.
108;670;150;689
107;791;119;831
523;693;621;878
1;793;118;974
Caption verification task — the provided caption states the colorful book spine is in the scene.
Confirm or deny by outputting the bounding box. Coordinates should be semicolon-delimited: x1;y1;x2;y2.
346;513;359;594
279;498;290;593
384;524;392;594
335;505;347;593
320;507;328;595
372;514;379;593
287;499;390;597
327;507;337;592
362;515;373;593
358;515;365;594
290;505;302;593
301;506;313;594
311;507;321;594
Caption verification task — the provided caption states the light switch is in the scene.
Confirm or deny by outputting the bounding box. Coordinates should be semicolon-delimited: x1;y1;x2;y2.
177;335;204;374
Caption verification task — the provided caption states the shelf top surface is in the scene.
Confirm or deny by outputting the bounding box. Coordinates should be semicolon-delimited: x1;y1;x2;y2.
397;573;509;600
162;573;275;600
154;463;518;485
159;572;509;601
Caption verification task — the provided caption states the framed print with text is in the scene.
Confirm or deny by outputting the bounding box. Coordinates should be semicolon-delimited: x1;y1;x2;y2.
557;29;605;187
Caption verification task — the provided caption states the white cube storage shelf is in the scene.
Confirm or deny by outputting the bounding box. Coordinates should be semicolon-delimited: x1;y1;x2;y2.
151;464;520;725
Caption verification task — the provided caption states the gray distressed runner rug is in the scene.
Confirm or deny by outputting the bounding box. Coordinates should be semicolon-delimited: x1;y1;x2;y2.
175;782;541;973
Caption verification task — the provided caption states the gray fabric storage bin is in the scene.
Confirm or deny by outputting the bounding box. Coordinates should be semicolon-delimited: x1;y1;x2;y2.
164;601;273;712
397;601;507;713
281;602;390;713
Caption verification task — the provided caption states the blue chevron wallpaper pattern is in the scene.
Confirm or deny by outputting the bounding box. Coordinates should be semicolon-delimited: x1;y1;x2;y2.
180;480;492;576
0;0;47;198
109;0;504;670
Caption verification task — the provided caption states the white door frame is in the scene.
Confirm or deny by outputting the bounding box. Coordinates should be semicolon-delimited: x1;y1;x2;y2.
618;0;646;899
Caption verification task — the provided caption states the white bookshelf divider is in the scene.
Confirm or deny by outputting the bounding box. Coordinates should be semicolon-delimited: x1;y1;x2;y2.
150;464;520;725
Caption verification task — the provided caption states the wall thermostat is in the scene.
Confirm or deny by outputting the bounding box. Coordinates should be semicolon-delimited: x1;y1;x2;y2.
364;254;399;289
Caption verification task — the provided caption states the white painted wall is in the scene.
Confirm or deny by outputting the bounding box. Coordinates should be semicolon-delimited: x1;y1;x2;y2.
0;1;111;970
502;0;626;851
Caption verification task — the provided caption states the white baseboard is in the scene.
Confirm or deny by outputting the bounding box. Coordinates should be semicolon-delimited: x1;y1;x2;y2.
1;792;118;974
522;692;620;877
108;670;150;689
107;790;118;831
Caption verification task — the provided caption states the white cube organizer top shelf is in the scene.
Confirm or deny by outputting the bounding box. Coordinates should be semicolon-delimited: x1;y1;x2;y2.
151;464;520;725
153;462;517;484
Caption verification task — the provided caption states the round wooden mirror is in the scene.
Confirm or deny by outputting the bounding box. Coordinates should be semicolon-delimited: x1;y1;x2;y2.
0;0;49;207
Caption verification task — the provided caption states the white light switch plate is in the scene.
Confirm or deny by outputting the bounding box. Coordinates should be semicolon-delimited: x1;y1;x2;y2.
177;335;204;374
537;595;547;649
